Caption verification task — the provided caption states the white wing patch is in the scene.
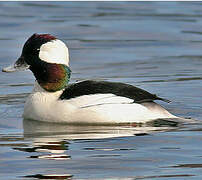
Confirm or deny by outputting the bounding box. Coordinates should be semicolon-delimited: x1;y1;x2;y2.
68;93;134;108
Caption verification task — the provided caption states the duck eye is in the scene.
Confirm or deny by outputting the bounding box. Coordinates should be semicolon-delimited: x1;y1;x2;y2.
33;48;40;54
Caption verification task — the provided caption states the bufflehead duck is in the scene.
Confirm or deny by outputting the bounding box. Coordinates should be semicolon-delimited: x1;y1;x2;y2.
3;33;179;124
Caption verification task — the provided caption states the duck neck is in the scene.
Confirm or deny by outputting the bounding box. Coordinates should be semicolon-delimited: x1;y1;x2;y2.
30;60;71;92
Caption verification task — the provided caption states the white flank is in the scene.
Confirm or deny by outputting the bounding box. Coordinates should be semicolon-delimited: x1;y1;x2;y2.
23;82;179;124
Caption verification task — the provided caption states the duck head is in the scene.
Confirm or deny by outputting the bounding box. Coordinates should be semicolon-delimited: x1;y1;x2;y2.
2;33;71;92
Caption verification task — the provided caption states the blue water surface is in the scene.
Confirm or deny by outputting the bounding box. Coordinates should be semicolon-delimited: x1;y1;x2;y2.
1;2;202;180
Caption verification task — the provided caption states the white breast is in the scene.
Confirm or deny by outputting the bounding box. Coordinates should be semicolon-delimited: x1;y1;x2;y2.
23;82;75;122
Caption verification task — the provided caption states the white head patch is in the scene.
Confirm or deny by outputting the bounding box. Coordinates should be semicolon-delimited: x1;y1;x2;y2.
39;39;69;66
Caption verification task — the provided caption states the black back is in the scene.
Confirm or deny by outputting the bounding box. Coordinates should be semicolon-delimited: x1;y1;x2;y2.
59;80;170;103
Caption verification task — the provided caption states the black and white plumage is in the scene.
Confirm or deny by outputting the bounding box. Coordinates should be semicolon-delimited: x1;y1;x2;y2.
60;80;170;103
3;33;184;124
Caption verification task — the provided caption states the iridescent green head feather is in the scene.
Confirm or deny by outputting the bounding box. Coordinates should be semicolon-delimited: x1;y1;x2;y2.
35;63;71;92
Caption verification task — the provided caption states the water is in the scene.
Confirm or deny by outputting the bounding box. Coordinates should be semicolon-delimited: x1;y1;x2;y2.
1;1;202;179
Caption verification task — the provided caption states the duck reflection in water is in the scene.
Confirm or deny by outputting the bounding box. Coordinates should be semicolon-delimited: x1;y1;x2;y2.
15;122;70;160
13;118;181;179
15;118;179;159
